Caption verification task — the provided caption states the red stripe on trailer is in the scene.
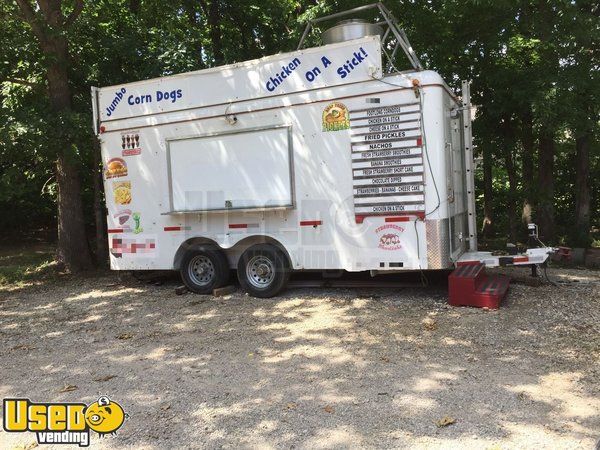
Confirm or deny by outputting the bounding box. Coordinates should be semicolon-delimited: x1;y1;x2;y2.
229;223;248;229
513;256;529;263
108;228;124;234
164;226;181;231
456;260;479;267
385;216;411;223
300;220;322;227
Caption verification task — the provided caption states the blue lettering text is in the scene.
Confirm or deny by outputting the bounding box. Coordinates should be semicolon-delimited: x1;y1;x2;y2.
264;57;301;92
105;87;126;117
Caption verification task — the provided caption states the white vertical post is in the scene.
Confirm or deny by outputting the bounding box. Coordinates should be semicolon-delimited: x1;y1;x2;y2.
462;80;477;251
90;86;100;135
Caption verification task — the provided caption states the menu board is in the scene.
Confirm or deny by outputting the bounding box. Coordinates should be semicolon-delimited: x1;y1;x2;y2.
349;102;425;216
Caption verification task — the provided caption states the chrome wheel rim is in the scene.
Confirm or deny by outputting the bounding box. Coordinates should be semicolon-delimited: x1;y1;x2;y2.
246;255;275;288
188;255;215;286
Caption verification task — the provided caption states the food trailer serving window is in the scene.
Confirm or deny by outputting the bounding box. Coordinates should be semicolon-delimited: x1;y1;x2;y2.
165;124;294;213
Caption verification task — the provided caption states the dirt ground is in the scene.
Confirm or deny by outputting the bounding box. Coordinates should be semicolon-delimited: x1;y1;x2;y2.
1;267;599;449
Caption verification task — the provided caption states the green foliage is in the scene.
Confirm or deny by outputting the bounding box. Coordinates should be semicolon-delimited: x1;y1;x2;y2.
0;0;598;247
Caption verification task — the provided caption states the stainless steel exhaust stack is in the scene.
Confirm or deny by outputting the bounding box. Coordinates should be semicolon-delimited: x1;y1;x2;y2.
322;19;384;45
297;2;423;71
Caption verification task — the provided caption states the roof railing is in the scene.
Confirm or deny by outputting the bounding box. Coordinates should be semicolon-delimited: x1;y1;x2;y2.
297;2;423;72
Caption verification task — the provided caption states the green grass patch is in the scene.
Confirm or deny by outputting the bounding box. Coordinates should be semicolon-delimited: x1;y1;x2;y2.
0;245;57;287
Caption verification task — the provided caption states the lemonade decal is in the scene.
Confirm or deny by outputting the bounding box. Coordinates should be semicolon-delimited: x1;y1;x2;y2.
3;396;127;447
322;101;350;132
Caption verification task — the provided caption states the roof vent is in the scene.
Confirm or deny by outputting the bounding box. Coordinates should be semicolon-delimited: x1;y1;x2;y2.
322;19;384;45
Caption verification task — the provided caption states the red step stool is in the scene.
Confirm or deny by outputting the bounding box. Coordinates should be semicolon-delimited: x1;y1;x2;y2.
448;262;510;309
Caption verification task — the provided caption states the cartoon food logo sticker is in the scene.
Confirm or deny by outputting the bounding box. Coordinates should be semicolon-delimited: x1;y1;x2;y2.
132;212;143;234
121;133;140;150
114;209;132;228
84;396;126;436
380;233;401;247
121;132;142;156
376;224;404;250
113;181;131;205
104;158;128;179
323;101;350;132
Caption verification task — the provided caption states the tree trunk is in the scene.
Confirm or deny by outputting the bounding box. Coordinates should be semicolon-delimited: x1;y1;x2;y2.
208;0;224;65
537;129;556;242
129;0;141;15
573;133;591;247
184;0;204;69
92;137;109;267
225;3;256;58
533;0;557;243
47;58;93;271
17;0;94;272
481;145;493;238
55;153;93;270
500;117;518;242
503;146;519;242
520;108;535;225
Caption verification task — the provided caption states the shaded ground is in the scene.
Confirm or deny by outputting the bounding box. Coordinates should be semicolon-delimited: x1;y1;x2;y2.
0;267;599;449
0;241;56;287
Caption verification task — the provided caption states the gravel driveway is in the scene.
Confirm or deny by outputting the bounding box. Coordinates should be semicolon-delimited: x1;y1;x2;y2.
1;267;599;449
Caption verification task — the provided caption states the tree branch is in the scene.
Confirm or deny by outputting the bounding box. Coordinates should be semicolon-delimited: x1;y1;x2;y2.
14;0;49;45
63;0;83;28
0;77;43;88
198;0;208;17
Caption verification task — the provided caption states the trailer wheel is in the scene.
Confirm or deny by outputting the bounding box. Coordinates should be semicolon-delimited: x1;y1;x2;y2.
237;244;290;298
180;246;229;294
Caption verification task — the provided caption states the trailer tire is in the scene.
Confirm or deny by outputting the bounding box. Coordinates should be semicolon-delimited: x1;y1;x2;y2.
180;246;229;294
237;244;290;298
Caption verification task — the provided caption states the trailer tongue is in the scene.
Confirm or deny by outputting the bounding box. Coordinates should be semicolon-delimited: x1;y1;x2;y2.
92;3;554;304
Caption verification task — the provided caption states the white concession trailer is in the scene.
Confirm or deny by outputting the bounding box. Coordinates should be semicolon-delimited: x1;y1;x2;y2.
92;3;552;297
